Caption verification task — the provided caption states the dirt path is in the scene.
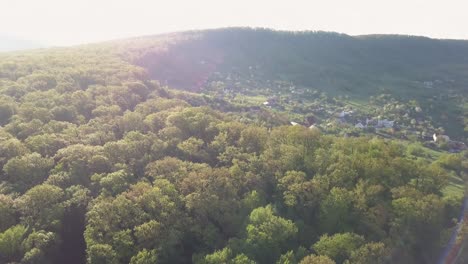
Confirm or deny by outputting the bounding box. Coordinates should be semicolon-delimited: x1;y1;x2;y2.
438;197;468;264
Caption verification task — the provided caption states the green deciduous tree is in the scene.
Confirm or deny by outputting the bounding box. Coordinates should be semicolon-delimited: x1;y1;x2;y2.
130;249;158;264
3;153;54;191
17;184;64;230
319;188;354;234
312;233;365;263
245;205;298;263
344;242;388;264
0;225;28;262
0;194;16;232
299;254;336;264
87;244;118;264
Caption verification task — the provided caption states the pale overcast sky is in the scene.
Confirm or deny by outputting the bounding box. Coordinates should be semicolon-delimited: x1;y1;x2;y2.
1;0;467;46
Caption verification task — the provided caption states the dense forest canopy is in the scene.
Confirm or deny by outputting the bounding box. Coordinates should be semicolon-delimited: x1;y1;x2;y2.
0;28;467;264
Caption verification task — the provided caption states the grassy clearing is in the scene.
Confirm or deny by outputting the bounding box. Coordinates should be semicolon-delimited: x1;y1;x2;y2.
418;146;465;199
234;94;268;105
422;146;444;160
444;174;466;198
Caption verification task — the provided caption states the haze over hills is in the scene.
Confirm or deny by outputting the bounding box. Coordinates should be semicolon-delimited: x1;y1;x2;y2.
0;35;44;52
0;28;467;264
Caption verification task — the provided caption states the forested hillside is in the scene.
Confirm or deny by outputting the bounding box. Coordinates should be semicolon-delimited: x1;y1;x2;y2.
0;28;467;264
119;28;468;139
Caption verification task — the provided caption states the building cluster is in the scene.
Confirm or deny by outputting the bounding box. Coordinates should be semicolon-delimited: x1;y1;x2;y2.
352;118;395;129
336;110;396;130
433;133;467;153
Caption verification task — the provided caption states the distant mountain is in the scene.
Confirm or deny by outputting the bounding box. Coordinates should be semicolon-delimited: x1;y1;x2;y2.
0;35;43;52
119;28;468;96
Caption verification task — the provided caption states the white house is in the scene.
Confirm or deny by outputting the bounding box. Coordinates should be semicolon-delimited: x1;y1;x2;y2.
423;81;434;88
338;111;353;118
355;123;365;129
433;133;450;142
309;124;320;131
377;119;394;128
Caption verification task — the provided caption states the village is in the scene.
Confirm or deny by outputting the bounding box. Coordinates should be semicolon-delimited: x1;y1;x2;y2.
205;72;467;153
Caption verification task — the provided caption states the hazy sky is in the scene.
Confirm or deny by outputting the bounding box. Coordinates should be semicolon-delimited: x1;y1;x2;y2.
1;0;467;46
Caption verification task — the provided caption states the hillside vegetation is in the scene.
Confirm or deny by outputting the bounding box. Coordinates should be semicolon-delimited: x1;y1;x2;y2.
0;28;467;264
